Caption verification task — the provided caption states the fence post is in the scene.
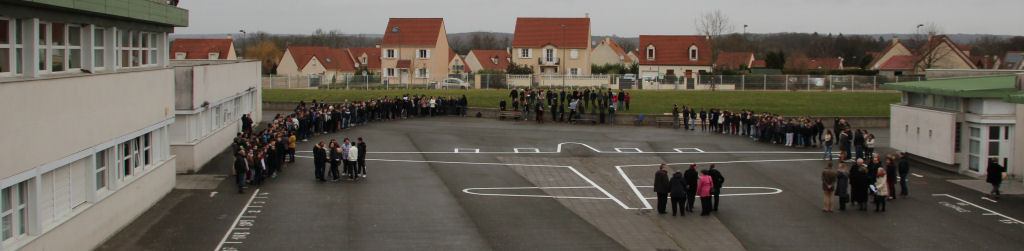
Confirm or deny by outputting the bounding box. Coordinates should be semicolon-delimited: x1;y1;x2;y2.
719;75;723;91
287;76;291;89
807;75;811;91
763;75;767;90
784;75;788;90
741;75;745;90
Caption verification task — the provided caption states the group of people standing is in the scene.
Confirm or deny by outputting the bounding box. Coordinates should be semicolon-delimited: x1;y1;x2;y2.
499;87;631;124
232;114;297;194
821;153;910;213
285;95;469;142
312;138;366;182
654;164;725;216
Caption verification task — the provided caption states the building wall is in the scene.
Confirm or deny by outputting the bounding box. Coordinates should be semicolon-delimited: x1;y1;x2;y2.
889;104;957;164
379;26;451;84
449;56;467;74
872;43;913;69
923;42;975;71
591;45;623;66
1016;104;1024;181
19;157;175;251
639;65;713;80
511;45;592;76
0;69;175;178
464;52;484;73
275;50;300;76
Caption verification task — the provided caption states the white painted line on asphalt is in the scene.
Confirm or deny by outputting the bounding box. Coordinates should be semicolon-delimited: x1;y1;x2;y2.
454;148;480;153
566;166;633;209
615;147;643;153
215;188;261;251
933;194;1022;224
618;158;825;168
981;197;998;203
514;148;540;153
462;187;611;200
635;186;784;198
363;142;824;155
617;166;653;210
912;173;924;178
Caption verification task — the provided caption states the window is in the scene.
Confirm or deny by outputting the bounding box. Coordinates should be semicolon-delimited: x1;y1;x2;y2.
417;49;429;59
908;93;925;106
416;68;427;78
174;52;185;60
968;127;982;171
386;49;395;58
360;57;367;64
689;45;698;61
93;27;104;68
386;68;395;77
95;149;108;191
1;181;28;242
519;48;531;58
117;134;151;180
570;49;578;59
0;18;21;76
954;123;962;153
989;126;1000;140
208;52;218;60
570;68;579;75
545;48;554;62
646;45;655;60
116;30;158;68
491;57;498;65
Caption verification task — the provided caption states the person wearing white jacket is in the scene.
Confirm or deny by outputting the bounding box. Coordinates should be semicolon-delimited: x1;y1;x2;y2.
348;142;359;180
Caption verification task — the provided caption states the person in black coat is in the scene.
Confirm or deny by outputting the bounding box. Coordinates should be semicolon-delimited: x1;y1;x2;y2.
898;152;910;197
357;138;367;178
328;142;341;181
234;150;249;194
669;171;687;216
653;164;670;214
850;163;870;211
313;141;328;182
987;158;1005;198
683;164;699;212
708;164;725;211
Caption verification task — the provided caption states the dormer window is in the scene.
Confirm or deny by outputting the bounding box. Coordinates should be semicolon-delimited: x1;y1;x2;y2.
689;45;698;61
361;57;367;64
646;45;655;60
208;52;219;60
325;57;332;63
491;57;498;65
174;52;186;60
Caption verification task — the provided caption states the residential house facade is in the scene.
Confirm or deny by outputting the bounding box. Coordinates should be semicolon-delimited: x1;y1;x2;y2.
1001;51;1024;70
870;36;976;78
465;49;512;73
591;37;632;66
715;51;755;71
380;18;451;86
0;1;187;250
170;38;236;60
511;17;591;76
346;47;382;74
276;46;357;79
448;48;468;74
637;35;712;81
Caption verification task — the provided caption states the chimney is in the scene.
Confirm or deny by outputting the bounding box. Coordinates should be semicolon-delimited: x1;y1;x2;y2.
892;37;899;44
585;13;589;18
227;34;232;39
375;44;381;48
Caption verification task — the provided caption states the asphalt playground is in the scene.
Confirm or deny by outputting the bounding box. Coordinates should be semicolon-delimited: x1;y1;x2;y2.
99;114;1024;251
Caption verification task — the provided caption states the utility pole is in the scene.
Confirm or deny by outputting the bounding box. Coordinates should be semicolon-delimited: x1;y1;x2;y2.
392;26;401;90
238;29;246;58
561;24;567;89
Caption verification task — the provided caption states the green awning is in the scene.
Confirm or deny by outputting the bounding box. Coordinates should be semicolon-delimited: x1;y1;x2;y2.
880;76;1017;98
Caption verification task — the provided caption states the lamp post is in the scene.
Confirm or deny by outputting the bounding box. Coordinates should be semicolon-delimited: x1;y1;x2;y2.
561;24;567;88
239;29;246;59
391;26;401;90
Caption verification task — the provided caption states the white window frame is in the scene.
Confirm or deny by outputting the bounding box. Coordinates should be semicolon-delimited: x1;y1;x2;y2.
416;68;428;79
207;52;218;60
545;48;555;63
0;181;29;243
570;68;579;76
66;24;82;71
519;48;531;58
570;49;578;59
417;49;429;59
174;52;186;60
386;49;396;59
360;56;367;64
689;45;698;61
646;45;655;60
1;17;25;77
95;149;108;191
386;68;395;77
92;27;105;70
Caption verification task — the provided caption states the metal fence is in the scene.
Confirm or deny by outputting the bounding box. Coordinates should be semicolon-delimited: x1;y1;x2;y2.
263;74;922;91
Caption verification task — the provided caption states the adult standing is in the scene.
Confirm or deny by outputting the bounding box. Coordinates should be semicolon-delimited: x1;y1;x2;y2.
708;164;725;211
697;170;714;216
822;163;838;212
669;171;687;216
608;102;616;125
684;165;699;212
836;164;850;211
357;138;367;178
341;138;352;178
672;105;680;129
885;156;898;200
624;92;631;111
241;114;253;134
898;152;909;198
874;168;889;212
850;161;870;211
823;130;834;160
348;142;359;180
234;150;249;193
328;141;341;181
288;132;297;163
987;158;1006;198
653;164;670;214
313;141;327;182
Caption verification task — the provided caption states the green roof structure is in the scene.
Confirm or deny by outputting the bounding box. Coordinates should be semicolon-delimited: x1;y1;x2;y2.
881;76;1019;98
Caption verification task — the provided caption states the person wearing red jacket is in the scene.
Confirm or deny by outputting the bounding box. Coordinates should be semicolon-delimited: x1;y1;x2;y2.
697;170;715;216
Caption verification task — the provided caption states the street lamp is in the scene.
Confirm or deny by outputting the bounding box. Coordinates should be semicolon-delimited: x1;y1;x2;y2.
391;26;401;90
561;24;567;88
239;29;246;59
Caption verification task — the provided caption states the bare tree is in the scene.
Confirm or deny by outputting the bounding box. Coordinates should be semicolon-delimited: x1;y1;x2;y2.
694;10;734;39
912;22;959;72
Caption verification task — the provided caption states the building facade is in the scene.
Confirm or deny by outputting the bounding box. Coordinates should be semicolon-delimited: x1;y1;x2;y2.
0;1;187;250
380;18;451;86
637;35;712;81
590;37;632;66
511;17;591;76
170;38;236;60
169;60;261;173
465;49;511;73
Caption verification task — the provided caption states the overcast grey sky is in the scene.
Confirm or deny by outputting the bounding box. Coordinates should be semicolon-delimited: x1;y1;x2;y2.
176;0;1024;36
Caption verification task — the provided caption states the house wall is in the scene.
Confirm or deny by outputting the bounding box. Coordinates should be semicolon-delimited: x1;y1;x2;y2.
872;43;913;69
591;44;623;66
1016;104;1024;182
638;65;713;80
512;45;592;76
889;104;957;164
276;50;300;76
226;44;238;60
380;27;450;84
464;51;484;73
921;42;975;72
449;56;467;74
0;69;175;178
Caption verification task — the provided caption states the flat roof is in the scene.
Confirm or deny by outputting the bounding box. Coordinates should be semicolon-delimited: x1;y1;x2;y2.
1004;93;1024;104
881;76;1017;98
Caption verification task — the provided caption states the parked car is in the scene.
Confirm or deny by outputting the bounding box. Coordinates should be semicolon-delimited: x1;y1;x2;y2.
439;78;469;89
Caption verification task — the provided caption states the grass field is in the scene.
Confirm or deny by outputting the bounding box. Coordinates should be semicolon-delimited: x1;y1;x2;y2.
263;89;900;117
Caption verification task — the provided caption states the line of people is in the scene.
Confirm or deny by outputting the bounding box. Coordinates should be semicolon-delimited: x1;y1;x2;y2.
654;164;725;216
821;153;910;213
287;95;469;142
499;87;632;124
232;114;297;194
312;138;366;182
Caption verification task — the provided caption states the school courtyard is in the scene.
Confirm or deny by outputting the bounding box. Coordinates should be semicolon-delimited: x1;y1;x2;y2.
98;114;1024;251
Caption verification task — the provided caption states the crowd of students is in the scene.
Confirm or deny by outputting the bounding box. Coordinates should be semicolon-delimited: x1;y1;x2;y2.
498;87;631;124
822;153;910;213
231;94;470;193
654;164;725;216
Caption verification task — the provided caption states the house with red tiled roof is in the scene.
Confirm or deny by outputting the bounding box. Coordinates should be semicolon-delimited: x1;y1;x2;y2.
511;16;591;76
751;59;766;68
807;57;844;70
970;55;1001;70
637;35;712;81
465;50;512;73
591;37;632;66
276;46;357;78
346;47;382;73
714;52;755;71
869;36;976;77
448;48;469;74
171;38;237;60
380;18;451;85
626;50;640;63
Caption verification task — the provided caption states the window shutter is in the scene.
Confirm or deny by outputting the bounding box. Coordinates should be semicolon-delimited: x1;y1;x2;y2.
528;49;533;58
426;49;431;59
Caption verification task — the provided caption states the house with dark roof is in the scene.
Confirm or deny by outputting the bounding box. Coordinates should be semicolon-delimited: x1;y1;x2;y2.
591;37;632;66
380;18;451;85
276;46;357;78
637;35;712;81
1000;51;1024;70
171;38;236;60
870;36;976;78
465;50;512;73
511;16;591;76
714;52;755;71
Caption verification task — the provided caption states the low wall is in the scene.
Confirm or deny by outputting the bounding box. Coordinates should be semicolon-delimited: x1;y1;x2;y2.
263;101;889;128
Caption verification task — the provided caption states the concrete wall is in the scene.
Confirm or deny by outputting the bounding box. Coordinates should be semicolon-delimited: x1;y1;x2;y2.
0;69;175;179
188;61;261;110
926;69;1024;79
1016;104;1024;182
20;157;175;251
889;104;957;164
171;118;238;173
